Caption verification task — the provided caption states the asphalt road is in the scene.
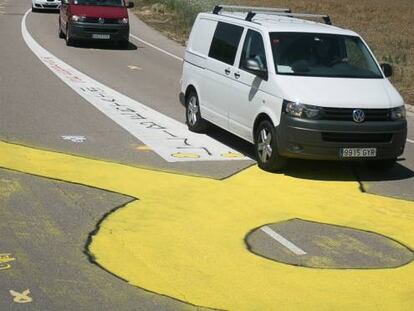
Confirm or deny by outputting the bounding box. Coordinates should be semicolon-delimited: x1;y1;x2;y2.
1;0;414;309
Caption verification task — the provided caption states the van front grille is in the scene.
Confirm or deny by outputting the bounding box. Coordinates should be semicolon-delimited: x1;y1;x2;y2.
83;17;119;24
84;28;118;33
321;108;391;121
322;132;393;143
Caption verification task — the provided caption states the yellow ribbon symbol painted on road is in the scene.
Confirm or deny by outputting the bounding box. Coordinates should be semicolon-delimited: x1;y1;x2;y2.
1;141;414;310
0;253;16;271
10;289;33;304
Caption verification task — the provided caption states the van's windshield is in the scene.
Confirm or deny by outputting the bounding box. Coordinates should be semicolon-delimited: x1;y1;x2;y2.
270;32;383;78
72;0;124;7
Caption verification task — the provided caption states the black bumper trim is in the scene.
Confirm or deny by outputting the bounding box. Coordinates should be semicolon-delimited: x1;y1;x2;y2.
69;22;129;41
276;114;407;160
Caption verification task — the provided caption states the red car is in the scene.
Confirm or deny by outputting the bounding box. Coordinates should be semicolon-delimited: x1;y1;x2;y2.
59;0;134;47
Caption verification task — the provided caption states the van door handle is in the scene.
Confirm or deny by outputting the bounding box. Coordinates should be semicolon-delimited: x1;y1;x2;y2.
224;69;231;75
234;73;240;79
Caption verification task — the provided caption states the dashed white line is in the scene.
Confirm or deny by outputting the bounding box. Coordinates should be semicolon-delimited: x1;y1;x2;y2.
261;226;307;256
407;139;414;144
129;34;183;62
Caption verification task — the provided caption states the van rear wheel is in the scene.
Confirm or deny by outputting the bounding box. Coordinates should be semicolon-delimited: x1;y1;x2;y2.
255;120;286;172
186;91;208;133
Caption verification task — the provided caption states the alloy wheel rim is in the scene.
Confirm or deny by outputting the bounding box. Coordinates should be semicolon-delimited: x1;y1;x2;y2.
257;128;273;163
187;96;198;126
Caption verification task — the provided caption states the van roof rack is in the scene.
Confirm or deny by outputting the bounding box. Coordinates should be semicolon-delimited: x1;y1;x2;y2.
212;5;331;25
213;5;291;15
213;4;292;17
265;12;332;25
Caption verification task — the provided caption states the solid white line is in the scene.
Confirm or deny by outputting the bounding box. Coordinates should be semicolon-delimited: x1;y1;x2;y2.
407;139;414;144
261;226;307;256
129;33;183;62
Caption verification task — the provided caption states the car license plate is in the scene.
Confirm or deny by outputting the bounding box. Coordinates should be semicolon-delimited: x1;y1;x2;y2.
340;148;377;158
92;34;110;39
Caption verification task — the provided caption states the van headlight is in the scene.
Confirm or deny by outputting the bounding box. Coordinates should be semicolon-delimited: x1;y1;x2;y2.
391;106;406;120
283;100;322;119
71;15;86;22
118;18;128;24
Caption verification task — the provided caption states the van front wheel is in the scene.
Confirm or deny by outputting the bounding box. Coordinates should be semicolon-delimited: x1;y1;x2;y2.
255;120;286;172
58;21;65;39
66;25;74;46
186;91;208;133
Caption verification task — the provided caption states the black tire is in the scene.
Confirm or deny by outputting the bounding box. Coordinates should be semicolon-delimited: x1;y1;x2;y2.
255;120;286;172
65;25;74;46
58;21;65;39
366;159;397;171
185;90;208;133
31;6;38;12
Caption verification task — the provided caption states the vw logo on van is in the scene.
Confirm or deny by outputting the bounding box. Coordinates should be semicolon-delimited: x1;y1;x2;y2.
352;109;365;123
98;18;105;24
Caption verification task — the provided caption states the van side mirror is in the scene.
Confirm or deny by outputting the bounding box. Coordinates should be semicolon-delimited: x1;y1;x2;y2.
242;58;268;81
127;1;134;8
381;63;392;77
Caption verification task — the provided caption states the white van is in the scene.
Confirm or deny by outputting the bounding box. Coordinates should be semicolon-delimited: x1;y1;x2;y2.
180;5;407;171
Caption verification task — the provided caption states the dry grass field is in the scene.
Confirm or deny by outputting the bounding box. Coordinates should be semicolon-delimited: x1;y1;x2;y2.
133;0;413;105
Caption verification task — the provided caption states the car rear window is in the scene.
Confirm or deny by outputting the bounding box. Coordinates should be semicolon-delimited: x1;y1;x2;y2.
209;22;244;65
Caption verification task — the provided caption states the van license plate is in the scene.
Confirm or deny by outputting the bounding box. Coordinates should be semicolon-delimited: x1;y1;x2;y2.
340;148;377;158
92;34;110;39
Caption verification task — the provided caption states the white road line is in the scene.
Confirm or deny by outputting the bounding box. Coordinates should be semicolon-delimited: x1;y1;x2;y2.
129;34;183;62
22;10;246;162
407;139;414;144
261;226;307;256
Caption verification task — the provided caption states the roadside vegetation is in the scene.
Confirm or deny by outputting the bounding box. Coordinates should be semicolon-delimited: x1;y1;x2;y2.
133;0;413;105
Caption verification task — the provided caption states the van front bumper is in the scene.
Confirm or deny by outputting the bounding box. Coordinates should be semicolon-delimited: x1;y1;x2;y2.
276;114;407;160
69;22;129;41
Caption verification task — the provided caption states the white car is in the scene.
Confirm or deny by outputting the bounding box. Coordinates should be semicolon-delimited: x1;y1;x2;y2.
32;0;61;12
180;5;407;171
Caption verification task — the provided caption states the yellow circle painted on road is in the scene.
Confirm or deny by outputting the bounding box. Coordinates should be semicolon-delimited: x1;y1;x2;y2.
1;141;414;310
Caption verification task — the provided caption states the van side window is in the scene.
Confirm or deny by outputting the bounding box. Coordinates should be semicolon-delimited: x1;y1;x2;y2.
240;29;267;71
209;22;244;65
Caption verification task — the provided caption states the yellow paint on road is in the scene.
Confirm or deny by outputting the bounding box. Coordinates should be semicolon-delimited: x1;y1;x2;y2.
171;152;200;159
0;178;22;199
1;141;414;310
10;289;32;304
136;145;152;151
0;253;16;270
221;151;244;159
